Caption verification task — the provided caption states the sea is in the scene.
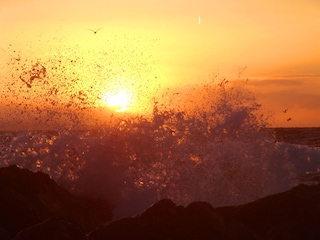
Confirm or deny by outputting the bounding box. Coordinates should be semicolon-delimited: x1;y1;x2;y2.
1;48;320;218
1;121;320;219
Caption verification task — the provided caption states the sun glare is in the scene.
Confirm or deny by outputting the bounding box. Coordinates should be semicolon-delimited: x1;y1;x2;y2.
101;90;132;112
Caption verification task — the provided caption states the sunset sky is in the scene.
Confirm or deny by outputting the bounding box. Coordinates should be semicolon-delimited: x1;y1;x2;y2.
1;0;320;127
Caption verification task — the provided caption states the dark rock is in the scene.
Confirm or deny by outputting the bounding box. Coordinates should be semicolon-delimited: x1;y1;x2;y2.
14;216;86;240
89;199;235;240
2;165;320;240
0;165;113;238
232;184;320;240
89;184;320;240
0;227;10;240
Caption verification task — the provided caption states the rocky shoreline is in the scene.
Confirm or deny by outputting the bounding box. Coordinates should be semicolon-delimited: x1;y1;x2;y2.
1;165;320;240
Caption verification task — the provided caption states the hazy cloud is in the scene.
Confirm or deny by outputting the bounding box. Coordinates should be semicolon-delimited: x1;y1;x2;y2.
261;90;320;110
249;79;303;86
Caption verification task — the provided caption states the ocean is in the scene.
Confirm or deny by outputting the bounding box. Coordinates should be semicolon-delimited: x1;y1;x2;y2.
1;55;320;218
1;123;320;219
272;127;320;148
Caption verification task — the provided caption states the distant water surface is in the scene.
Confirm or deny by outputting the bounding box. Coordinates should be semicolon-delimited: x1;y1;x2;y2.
272;127;320;148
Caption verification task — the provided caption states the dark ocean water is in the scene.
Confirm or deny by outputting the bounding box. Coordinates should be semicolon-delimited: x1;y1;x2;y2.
1;126;320;219
1;40;320;220
272;127;320;148
1;52;319;217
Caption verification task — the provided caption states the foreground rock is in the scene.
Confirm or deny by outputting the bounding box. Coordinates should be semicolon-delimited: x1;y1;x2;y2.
14;217;86;240
89;184;320;240
89;199;255;240
0;165;113;239
229;184;320;239
1;165;320;240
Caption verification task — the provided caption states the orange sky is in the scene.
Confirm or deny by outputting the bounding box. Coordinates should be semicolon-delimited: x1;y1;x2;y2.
1;0;320;127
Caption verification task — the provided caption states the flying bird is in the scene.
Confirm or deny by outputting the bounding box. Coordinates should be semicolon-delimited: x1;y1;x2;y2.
287;117;292;122
88;28;103;34
283;108;288;113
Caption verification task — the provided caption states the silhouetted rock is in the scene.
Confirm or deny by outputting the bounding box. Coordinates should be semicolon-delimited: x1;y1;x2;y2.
231;184;320;240
89;199;255;240
0;227;10;240
0;165;113;239
2;165;320;240
89;184;320;240
14;216;86;240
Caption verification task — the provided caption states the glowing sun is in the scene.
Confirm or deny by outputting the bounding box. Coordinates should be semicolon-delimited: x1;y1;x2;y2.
101;90;132;112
